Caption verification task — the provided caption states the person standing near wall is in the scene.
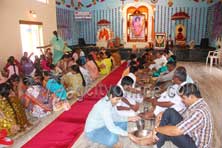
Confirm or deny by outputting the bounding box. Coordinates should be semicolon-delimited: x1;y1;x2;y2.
37;31;72;65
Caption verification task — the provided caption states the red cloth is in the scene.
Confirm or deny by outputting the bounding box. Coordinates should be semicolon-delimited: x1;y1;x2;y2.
22;62;127;148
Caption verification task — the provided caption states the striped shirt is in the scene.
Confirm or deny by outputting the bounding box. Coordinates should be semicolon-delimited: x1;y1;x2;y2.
177;99;213;148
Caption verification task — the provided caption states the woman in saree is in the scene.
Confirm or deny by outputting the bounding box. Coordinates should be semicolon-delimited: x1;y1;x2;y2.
46;74;70;111
77;60;92;86
61;65;84;99
22;74;53;118
37;31;72;65
0;83;20;136
84;54;99;80
7;74;30;130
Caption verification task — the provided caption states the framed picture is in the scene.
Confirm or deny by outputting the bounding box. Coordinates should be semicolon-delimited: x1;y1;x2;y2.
154;33;166;50
127;13;147;42
130;15;145;39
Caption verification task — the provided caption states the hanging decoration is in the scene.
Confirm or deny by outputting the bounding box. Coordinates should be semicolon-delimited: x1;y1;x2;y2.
56;0;106;9
150;0;158;4
168;0;173;7
171;12;190;20
207;0;213;4
56;1;61;5
193;0;213;4
61;0;65;5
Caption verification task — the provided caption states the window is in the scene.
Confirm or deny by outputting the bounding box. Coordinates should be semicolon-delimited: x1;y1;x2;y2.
36;0;49;4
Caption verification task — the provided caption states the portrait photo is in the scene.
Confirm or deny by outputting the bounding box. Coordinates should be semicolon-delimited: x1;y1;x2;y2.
130;15;145;40
154;33;166;50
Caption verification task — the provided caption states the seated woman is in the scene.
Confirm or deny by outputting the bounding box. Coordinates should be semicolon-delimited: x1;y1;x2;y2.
77;60;92;86
20;52;34;76
84;86;140;148
98;51;112;75
111;50;121;67
61;65;84;99
7;74;30;130
84;54;99;80
22;74;53;118
0;71;8;84
4;56;21;79
40;54;51;72
0;83;21;136
46;73;70;111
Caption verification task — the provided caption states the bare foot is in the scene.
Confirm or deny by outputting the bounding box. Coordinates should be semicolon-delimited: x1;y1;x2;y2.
128;132;154;146
113;142;123;148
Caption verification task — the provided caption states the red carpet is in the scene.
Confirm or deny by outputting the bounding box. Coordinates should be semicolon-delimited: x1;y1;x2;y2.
22;62;127;148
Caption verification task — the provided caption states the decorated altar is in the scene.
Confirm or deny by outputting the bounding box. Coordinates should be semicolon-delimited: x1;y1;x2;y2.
96;19;113;48
122;2;155;48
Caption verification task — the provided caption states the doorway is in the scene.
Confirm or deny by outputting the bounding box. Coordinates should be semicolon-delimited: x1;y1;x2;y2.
19;20;44;60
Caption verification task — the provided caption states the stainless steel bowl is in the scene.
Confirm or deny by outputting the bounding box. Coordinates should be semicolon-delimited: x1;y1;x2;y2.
132;129;151;138
136;119;145;130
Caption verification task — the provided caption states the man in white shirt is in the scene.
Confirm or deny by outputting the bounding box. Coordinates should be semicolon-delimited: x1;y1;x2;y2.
149;52;167;71
141;66;188;119
157;61;176;83
116;76;142;117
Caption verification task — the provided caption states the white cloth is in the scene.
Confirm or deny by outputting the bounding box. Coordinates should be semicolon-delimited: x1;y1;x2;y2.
80;51;85;56
115;84;143;117
128;73;136;88
153;84;186;116
149;55;167;70
158;69;176;82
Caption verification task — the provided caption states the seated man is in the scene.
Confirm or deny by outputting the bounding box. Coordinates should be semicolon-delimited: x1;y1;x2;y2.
85;86;140;148
129;83;213;148
115;76;143;117
156;61;177;86
119;65;138;88
149;52;168;71
140;66;188;119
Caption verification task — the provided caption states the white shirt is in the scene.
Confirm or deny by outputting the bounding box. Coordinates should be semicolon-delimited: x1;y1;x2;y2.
80;51;85;57
158;69;176;82
149;55;167;70
154;84;186;116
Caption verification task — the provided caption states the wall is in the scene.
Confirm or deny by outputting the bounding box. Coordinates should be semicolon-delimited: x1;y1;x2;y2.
0;0;57;68
70;0;209;45
56;6;80;45
206;2;222;47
